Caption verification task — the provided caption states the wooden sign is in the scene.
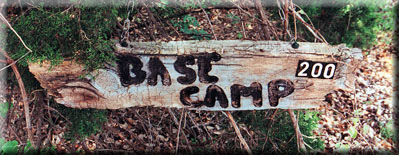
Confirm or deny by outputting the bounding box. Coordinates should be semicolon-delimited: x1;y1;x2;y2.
29;40;362;110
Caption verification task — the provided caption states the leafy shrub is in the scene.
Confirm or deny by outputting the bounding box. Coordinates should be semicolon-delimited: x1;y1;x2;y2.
296;0;394;49
172;15;211;40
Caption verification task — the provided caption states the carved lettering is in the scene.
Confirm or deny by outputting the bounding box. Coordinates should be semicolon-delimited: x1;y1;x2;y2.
117;55;147;86
268;79;295;107
147;57;172;86
204;85;228;108
197;52;221;84
174;55;196;85
230;82;262;108
179;86;203;106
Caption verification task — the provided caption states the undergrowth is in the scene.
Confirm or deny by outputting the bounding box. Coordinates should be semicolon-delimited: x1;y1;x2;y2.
298;0;394;49
54;103;108;141
235;110;324;154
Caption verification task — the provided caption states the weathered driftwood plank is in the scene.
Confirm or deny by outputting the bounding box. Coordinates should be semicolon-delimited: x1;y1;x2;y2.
29;40;362;110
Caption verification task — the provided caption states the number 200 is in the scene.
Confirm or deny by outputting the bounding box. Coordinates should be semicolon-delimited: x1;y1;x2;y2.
295;60;337;79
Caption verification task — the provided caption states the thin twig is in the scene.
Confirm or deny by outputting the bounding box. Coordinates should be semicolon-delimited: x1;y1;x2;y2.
291;0;297;40
287;110;306;153
0;13;33;72
283;0;289;39
237;3;247;39
167;108;193;154
254;0;271;40
176;108;185;155
196;0;217;40
288;7;328;43
224;111;252;155
230;0;279;40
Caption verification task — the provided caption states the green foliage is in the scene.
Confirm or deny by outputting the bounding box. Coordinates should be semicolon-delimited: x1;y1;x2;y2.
0;139;55;155
237;32;243;39
1;140;18;155
298;111;324;150
380;120;396;141
39;146;56;155
172;15;211;40
227;13;240;24
348;126;358;139
0;102;11;118
298;0;394;49
7;4;121;71
235;110;323;154
23;141;33;155
55;104;108;141
334;142;350;153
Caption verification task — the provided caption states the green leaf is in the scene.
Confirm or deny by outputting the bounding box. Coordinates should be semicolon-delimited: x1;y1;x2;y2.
2;140;18;155
334;142;341;148
336;144;350;153
348;126;358;139
0;138;6;149
362;124;371;135
237;33;243;39
24;141;33;155
352;118;359;126
298;9;306;15
0;102;10;118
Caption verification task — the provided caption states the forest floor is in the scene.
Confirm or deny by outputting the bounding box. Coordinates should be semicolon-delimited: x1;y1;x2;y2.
1;2;397;154
316;32;396;153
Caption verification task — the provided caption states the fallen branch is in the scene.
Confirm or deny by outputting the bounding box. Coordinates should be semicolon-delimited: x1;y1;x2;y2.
0;11;35;147
224;111;252;155
287;109;306;153
0;49;34;148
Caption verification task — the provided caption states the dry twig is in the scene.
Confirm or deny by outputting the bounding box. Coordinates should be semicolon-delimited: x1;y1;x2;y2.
230;1;279;40
176;108;184;154
287;110;307;153
254;0;271;40
224;111;252;155
196;0;217;40
167;108;193;154
283;0;289;39
288;7;327;43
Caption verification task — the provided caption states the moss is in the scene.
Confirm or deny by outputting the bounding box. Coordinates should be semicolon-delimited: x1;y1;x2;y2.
6;5;122;72
54;103;108;141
